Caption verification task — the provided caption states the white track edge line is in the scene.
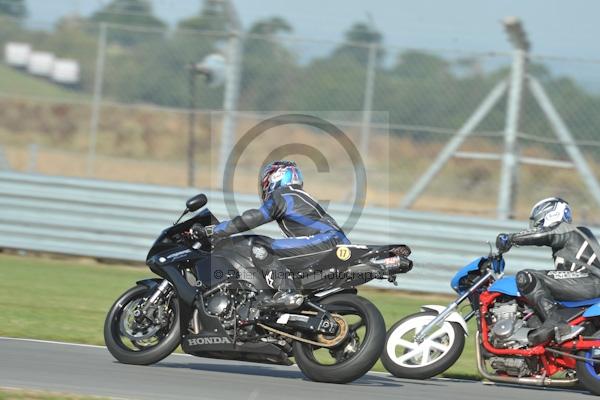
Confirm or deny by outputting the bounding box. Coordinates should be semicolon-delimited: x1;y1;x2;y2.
0;336;192;356
0;336;480;384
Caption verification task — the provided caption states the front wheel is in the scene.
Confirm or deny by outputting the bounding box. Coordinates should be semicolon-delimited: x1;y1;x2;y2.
293;294;386;384
381;311;465;379
104;284;180;365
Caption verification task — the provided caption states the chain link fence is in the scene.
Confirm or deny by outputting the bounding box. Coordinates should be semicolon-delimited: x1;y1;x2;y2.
1;16;600;223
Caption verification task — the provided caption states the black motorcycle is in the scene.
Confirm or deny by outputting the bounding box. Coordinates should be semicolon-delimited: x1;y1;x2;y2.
104;194;413;383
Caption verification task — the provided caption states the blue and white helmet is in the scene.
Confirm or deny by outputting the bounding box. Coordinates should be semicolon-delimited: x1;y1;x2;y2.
529;197;572;229
260;160;303;202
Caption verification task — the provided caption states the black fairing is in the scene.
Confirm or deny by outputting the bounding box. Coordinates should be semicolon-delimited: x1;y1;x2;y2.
148;215;409;294
146;210;271;291
194;235;272;290
147;208;219;262
293;244;409;290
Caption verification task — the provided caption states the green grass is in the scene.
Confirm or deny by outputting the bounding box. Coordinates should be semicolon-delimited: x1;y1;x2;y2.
0;253;479;378
0;253;147;344
0;64;86;100
0;387;107;400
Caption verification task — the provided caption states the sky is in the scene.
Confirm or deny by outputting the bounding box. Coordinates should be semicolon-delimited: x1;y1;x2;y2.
25;0;599;58
24;0;600;87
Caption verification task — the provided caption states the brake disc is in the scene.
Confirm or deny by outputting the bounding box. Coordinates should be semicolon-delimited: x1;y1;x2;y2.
119;299;161;341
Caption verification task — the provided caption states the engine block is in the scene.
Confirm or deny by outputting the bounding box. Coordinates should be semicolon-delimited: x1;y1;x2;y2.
490;301;518;321
489;300;531;348
489;356;534;377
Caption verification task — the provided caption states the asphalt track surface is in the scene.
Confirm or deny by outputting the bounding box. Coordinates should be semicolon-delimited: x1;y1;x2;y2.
0;337;592;400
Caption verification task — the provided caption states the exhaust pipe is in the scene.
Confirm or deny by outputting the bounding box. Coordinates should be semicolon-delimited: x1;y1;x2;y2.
475;332;578;387
368;255;413;275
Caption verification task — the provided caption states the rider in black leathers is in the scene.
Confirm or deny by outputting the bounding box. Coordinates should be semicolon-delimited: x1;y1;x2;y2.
497;197;600;345
200;160;350;310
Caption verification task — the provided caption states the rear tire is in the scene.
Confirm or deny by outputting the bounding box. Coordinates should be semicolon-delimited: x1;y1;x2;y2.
576;331;600;396
104;284;180;365
381;311;465;379
293;294;385;384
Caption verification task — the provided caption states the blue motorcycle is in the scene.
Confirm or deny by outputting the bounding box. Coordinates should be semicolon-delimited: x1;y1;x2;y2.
382;245;600;395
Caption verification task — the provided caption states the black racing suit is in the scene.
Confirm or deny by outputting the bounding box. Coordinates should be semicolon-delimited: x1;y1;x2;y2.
504;223;600;328
212;185;350;292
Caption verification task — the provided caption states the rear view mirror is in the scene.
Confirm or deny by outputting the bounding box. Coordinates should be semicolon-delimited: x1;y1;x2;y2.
186;194;207;212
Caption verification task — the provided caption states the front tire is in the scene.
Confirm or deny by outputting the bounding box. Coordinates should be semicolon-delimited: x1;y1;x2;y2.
293;294;386;384
381;311;465;379
104;284;180;365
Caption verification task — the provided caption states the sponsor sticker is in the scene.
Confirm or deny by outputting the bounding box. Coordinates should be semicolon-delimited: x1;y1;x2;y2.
336;246;351;261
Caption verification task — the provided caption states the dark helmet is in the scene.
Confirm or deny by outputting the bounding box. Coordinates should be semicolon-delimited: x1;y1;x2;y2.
528;197;572;229
259;160;303;202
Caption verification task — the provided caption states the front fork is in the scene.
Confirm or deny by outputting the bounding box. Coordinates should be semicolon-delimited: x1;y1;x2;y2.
147;280;171;304
414;270;495;343
137;279;173;323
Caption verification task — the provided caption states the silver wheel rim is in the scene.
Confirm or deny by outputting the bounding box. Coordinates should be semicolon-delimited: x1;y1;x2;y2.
119;298;161;341
386;315;456;368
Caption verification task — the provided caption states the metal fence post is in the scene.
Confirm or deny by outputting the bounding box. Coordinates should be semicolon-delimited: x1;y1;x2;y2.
187;69;197;187
0;146;9;170
529;77;600;208
27;143;38;172
359;43;377;159
497;17;529;220
86;22;107;177
399;80;508;209
497;47;526;219
217;31;243;187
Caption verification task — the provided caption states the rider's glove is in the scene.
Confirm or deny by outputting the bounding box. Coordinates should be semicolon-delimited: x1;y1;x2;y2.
189;224;219;250
495;233;512;253
190;224;214;241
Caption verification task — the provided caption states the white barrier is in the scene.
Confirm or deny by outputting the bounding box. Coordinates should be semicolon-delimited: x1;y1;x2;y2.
27;51;55;77
4;42;31;68
51;59;80;85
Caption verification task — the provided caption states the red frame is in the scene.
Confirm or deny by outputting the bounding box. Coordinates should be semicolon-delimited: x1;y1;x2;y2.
478;290;600;375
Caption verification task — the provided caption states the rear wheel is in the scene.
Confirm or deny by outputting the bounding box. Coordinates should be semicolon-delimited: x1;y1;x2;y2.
576;331;600;396
293;294;385;384
381;311;465;379
104;284;180;365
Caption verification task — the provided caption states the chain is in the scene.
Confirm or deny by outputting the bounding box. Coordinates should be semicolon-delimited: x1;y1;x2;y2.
256;313;348;348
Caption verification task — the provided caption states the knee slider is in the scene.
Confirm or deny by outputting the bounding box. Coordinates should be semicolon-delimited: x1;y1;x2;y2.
516;270;537;294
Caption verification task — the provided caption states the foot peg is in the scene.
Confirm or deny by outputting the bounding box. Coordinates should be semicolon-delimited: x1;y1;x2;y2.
258;291;304;311
555;325;584;343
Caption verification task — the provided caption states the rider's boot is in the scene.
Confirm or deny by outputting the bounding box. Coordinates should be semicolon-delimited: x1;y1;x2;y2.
258;260;303;311
258;289;304;311
249;240;304;311
528;304;583;345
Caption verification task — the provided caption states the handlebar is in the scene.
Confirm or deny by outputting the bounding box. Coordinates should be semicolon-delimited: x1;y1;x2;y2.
479;252;505;274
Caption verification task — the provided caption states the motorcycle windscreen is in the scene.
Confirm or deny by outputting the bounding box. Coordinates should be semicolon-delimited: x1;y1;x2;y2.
450;257;483;294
